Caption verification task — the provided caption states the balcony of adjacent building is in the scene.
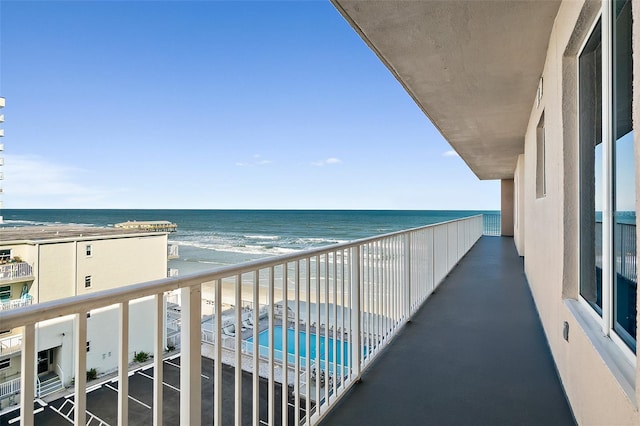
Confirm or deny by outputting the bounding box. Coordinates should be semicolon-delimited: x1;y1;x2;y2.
0;279;34;317
0;261;34;285
0;214;575;425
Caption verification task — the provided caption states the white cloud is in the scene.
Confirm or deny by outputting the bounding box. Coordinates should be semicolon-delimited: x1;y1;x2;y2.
2;154;121;207
312;157;342;167
236;154;272;167
442;150;460;157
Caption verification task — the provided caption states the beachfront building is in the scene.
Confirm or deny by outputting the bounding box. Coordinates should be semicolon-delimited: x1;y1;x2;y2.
0;226;173;407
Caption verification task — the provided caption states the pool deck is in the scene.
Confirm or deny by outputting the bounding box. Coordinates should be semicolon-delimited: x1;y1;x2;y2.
320;236;576;426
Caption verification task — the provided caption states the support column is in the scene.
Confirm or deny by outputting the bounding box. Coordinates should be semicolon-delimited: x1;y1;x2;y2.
501;179;515;237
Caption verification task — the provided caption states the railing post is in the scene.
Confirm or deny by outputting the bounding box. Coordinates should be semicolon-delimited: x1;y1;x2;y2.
75;312;87;426
118;302;129;426
180;285;202;426
153;293;164;426
20;323;35;426
349;246;361;381
404;233;412;320
214;280;223;426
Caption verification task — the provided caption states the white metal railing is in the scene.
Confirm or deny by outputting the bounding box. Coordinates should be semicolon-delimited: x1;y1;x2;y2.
1;215;483;426
56;363;65;388
0;376;20;399
0;296;33;311
0;262;34;282
0;334;22;357
482;213;501;236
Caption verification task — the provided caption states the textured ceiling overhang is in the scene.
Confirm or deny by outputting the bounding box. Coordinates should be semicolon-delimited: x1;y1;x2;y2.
332;0;561;180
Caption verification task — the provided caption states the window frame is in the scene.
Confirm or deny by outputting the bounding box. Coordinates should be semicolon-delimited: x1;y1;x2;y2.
577;1;636;364
0;285;10;302
84;275;92;289
85;244;92;257
0;358;9;370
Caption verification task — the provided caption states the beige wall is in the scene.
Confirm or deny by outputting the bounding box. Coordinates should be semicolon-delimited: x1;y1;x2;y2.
30;234;168;302
520;0;640;424
73;235;168;295
500;179;515;236
37;242;75;302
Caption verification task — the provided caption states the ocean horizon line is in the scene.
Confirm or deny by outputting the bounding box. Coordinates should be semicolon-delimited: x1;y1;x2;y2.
1;208;500;212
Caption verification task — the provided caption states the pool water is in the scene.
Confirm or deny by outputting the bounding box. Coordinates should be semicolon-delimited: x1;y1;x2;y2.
245;325;351;368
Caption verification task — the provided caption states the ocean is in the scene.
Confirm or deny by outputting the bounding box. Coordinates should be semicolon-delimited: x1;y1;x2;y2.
0;209;498;276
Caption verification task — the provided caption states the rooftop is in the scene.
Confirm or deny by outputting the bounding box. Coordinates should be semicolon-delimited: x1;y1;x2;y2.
0;225;167;243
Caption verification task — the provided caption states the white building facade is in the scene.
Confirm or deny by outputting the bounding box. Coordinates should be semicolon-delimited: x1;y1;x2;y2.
0;227;171;407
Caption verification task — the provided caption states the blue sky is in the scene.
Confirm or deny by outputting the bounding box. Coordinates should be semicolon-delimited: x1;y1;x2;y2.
0;0;499;210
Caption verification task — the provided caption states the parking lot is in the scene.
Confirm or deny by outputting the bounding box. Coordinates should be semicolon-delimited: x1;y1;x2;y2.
0;355;297;425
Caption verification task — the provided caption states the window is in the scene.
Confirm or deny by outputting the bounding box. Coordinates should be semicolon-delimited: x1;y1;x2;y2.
579;0;635;354
0;250;10;263
536;112;546;198
84;275;92;288
86;341;90;352
85;244;92;256
0;286;10;302
0;358;9;370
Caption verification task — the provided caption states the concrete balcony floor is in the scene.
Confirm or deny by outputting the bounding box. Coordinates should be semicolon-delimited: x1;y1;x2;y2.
321;237;576;426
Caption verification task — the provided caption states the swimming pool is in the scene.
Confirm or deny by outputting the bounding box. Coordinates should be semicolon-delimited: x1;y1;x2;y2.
245;325;351;369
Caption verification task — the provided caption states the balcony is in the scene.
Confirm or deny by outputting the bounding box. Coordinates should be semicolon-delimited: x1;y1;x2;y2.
0;334;22;357
320;236;574;425
0;296;33;312
0;262;34;284
0;375;20;400
0;215;572;425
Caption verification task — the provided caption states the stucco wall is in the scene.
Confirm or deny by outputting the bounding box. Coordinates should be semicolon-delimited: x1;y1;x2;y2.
74;235;168;295
501;179;515;236
33;234;168;302
521;0;640;424
37;242;75;302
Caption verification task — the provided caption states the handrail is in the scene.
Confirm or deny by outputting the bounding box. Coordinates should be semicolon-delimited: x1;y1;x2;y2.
0;215;483;330
56;363;65;387
0;261;34;282
0;376;20;398
6;215;483;425
0;334;22;357
0;296;33;311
